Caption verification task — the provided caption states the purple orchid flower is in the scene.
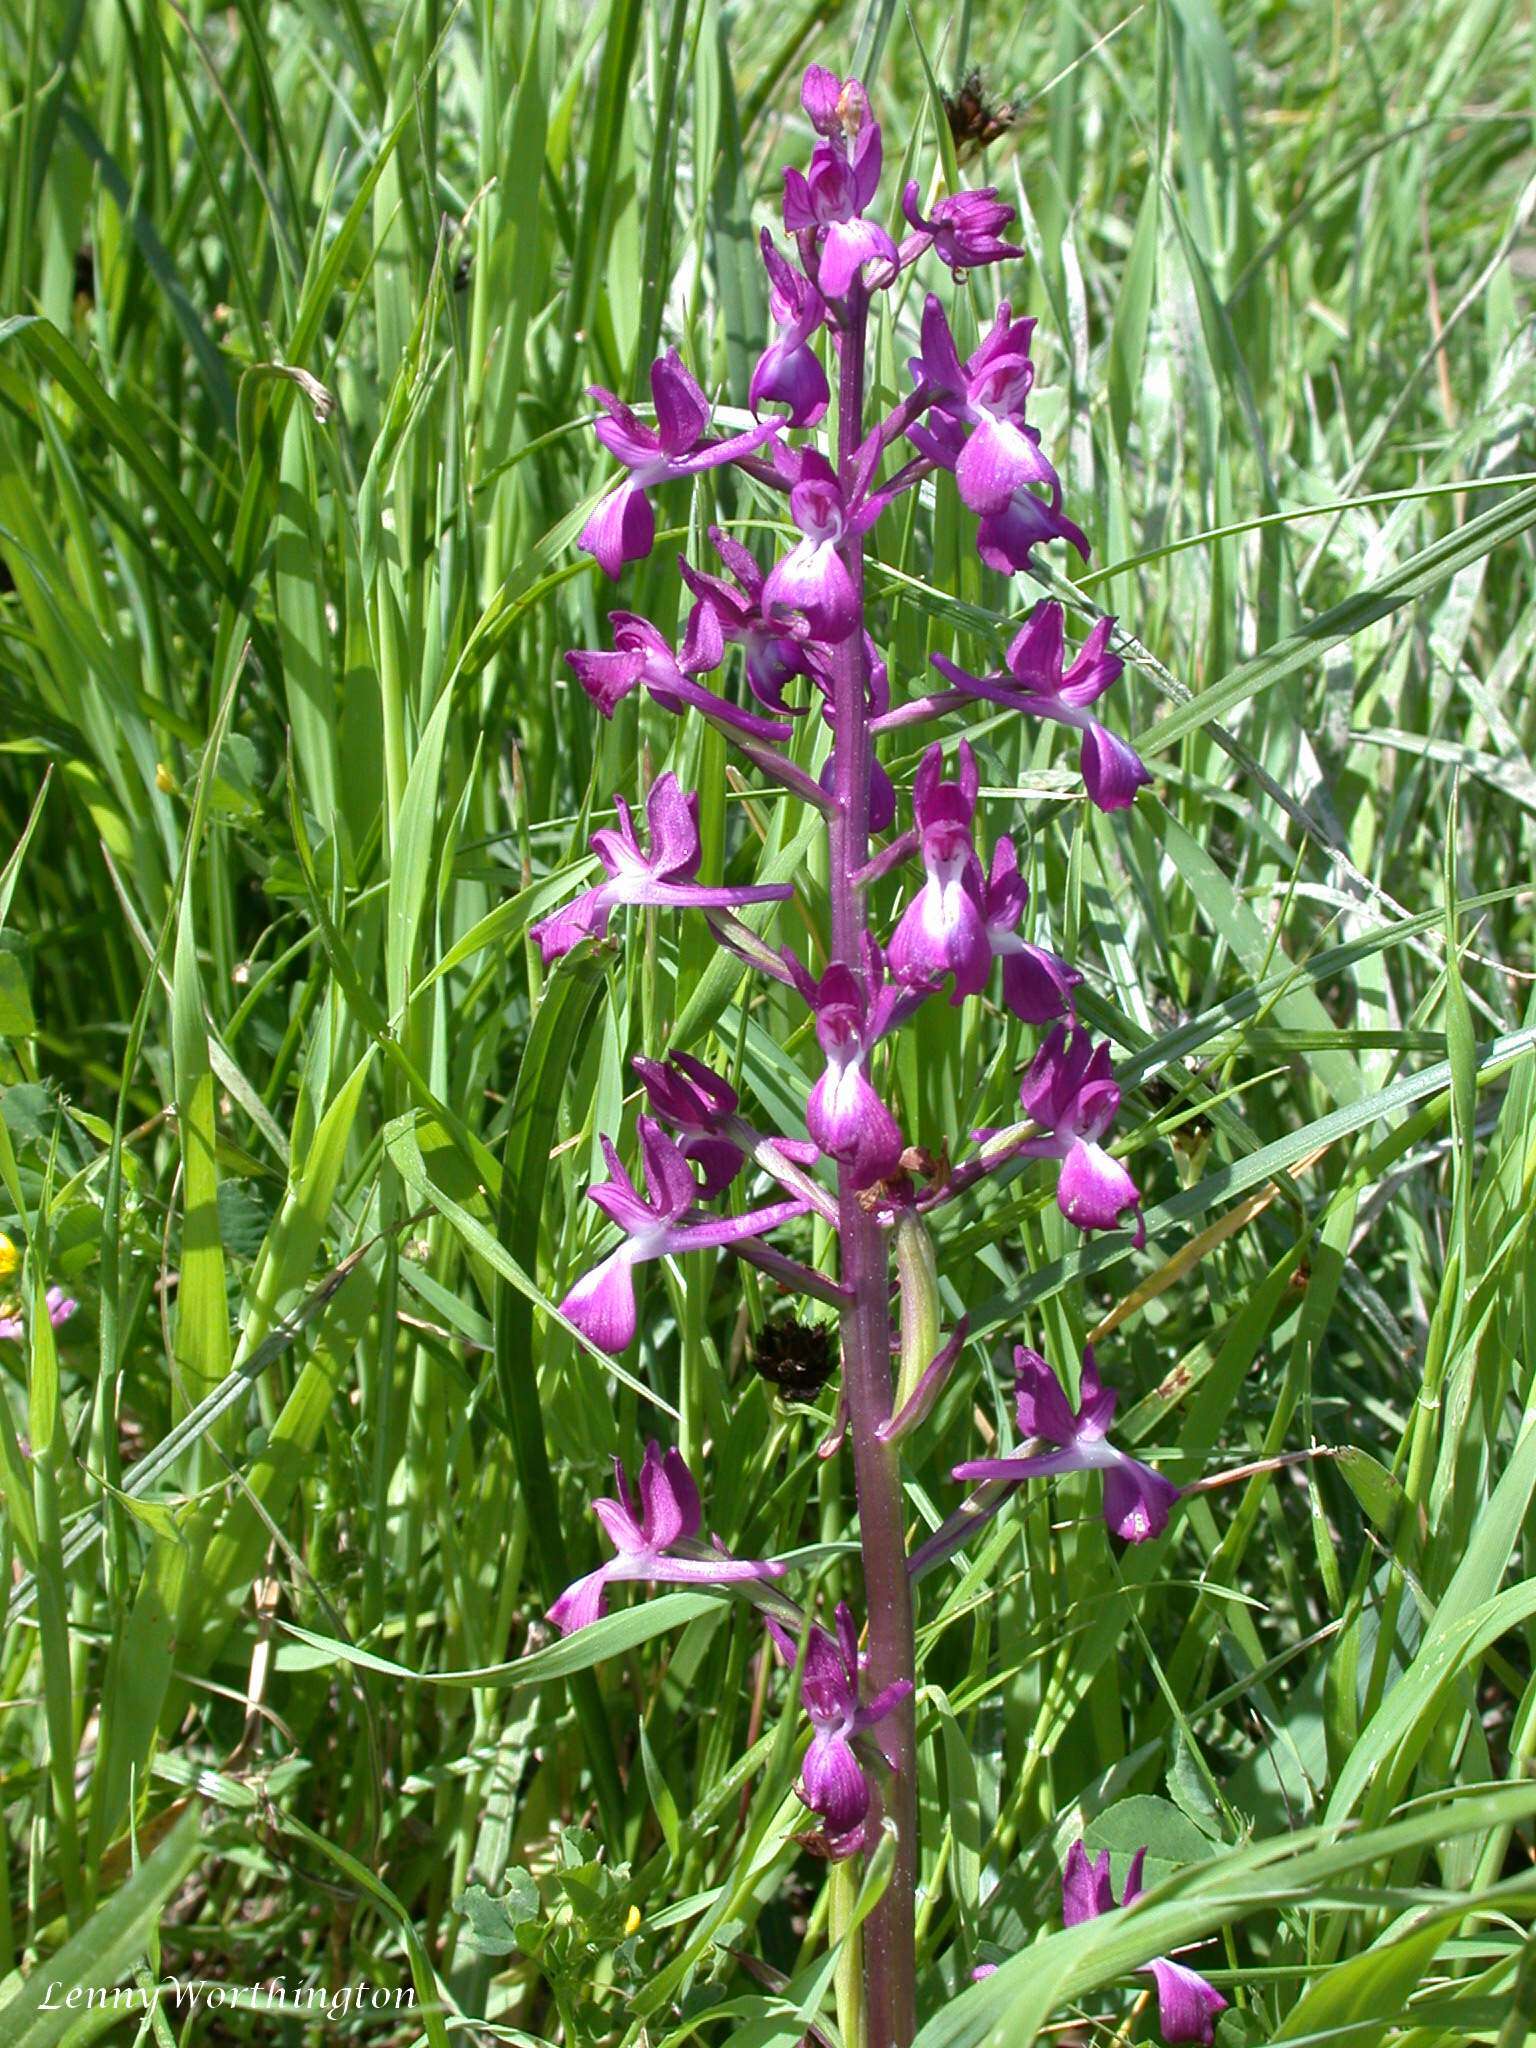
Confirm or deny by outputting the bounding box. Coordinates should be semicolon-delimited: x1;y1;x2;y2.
678;528;828;715
900;182;1023;272
954;1345;1180;1542
783;70;897;300
1012;1024;1144;1243
907;396;1088;574
632;1051;747;1199
559;1115;810;1354
976;482;1091;575
766;1601;913;1859
633;1051;821;1202
0;1285;77;1343
975;836;1082;1025
888;741;991;1001
530;772;794;964
565;611;794;742
763;449;860;643
1063;1842;1228;2044
932;604;1151;813
548;1441;786;1634
751;231;830;429
907;296;1059;516
579;350;782;578
785;943;909;1189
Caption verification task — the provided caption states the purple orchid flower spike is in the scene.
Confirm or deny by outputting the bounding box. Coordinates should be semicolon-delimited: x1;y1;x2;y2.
888;740;991;1001
530;772;794;964
976;836;1082;1025
900;181;1023;273
783;69;896;300
1063;1842;1229;2045
785;943;909;1189
580;349;782;578
933;603;1151;812
1012;1024;1144;1242
678;528;827;715
763;448;860;643
751;231;830;428
954;1346;1180;1542
548;1441;786;1634
0;1285;77;1343
565;611;794;742
559;1116;810;1354
766;1601;913;1859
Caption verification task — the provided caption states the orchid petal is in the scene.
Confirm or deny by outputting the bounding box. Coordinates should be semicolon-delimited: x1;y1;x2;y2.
580;478;655;578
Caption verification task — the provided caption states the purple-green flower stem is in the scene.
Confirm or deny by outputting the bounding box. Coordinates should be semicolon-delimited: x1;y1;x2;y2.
825;277;919;2048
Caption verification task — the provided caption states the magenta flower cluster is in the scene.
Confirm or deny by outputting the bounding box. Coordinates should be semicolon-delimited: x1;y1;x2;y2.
973;1843;1228;2044
527;61;1207;2045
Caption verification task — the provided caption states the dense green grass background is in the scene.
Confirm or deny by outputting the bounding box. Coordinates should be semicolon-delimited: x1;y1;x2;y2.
2;0;1536;2040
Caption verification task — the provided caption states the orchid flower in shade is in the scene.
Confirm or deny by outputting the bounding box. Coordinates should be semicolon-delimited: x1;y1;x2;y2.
1012;1024;1144;1243
559;1116;811;1354
579;350;783;578
785;944;911;1190
750;231;830;428
900;181;1024;273
548;1441;786;1634
888;741;992;1001
763;449;860;643
632;1051;746;1199
1062;1842;1228;2044
0;1286;77;1343
814;630;897;832
765;1602;913;1859
783;73;896;300
530;772;794;965
678;528;827;715
954;1346;1180;1542
633;1051;821;1202
932;603;1151;812
565;611;794;742
975;836;1082;1025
